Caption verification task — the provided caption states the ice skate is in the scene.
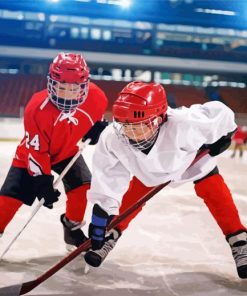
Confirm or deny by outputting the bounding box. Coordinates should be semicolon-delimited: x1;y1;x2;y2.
84;228;121;267
60;214;88;252
227;230;247;279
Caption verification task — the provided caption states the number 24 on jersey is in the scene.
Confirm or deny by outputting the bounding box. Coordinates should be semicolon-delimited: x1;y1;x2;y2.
25;131;40;151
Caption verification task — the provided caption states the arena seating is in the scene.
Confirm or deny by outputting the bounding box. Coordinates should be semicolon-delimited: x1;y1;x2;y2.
0;74;46;117
0;74;246;118
219;87;247;113
164;85;208;107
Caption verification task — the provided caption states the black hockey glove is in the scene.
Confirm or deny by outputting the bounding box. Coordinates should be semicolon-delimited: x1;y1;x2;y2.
82;120;108;145
33;175;61;209
89;204;114;250
204;129;237;157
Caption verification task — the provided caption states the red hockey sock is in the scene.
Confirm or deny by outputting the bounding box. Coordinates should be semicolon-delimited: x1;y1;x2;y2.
194;174;246;236
0;195;23;233
117;177;153;232
65;184;90;222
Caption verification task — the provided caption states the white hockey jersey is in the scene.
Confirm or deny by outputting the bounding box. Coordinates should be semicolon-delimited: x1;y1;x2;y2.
87;101;237;215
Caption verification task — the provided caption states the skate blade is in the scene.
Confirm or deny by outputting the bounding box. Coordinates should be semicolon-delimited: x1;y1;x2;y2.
65;244;90;274
84;263;90;274
66;244;87;256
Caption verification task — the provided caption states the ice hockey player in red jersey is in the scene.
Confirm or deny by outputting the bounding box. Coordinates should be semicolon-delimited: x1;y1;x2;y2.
0;52;108;250
84;81;247;279
231;125;247;158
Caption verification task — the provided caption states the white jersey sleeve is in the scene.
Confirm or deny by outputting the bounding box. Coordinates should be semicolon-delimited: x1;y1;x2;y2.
87;126;131;215
171;101;237;152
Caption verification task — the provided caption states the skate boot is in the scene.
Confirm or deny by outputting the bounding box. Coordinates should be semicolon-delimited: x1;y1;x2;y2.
60;214;88;251
227;230;247;279
84;228;121;267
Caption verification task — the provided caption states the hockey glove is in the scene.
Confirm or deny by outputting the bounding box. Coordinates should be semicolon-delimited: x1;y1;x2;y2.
205;129;236;157
89;203;113;250
82;120;108;145
33;175;60;209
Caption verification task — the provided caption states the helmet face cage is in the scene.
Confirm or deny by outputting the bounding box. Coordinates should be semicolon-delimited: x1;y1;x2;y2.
113;115;160;151
47;76;89;112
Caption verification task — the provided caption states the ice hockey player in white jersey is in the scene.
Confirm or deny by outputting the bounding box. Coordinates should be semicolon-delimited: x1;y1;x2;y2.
84;81;247;279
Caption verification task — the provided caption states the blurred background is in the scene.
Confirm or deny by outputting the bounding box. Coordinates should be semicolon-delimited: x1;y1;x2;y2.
0;2;247;293
0;0;246;139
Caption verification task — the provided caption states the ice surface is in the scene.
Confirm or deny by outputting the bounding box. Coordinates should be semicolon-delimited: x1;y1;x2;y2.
0;141;247;295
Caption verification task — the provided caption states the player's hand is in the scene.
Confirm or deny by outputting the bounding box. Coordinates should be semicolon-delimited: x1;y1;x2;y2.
88;204;113;250
82;120;108;145
33;175;61;209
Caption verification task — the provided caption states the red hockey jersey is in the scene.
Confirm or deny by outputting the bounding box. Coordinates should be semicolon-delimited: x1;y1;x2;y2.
12;82;108;176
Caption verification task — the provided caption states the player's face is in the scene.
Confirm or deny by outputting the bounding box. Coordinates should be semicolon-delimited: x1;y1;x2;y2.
122;122;155;142
53;82;81;101
113;116;162;150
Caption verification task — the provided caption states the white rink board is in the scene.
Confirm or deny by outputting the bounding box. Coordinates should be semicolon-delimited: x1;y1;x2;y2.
0;141;247;295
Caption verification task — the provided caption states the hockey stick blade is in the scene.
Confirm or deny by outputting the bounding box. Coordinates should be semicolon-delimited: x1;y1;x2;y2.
0;284;22;296
0;239;92;295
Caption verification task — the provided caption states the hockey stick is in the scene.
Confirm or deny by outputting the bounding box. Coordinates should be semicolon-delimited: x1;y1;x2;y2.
0;138;91;261
0;148;208;296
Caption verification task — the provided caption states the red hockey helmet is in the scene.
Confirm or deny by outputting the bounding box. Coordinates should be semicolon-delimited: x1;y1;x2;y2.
49;52;89;84
113;81;168;151
113;81;168;123
48;53;90;112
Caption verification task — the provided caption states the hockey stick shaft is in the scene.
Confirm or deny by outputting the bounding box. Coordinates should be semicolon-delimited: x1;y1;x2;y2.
18;148;209;295
0;139;91;261
109;148;209;228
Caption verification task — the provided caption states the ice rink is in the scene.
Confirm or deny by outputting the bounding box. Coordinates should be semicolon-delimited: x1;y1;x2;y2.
0;141;247;295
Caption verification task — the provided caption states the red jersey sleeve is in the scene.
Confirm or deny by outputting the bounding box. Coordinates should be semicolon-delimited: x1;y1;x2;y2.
15;91;53;176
